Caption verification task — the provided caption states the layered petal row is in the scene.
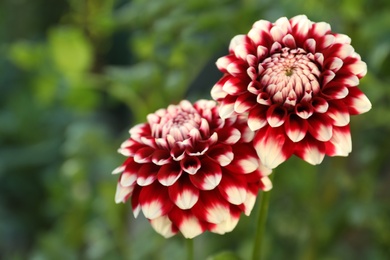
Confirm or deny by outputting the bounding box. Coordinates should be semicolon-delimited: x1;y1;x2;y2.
211;15;371;168
113;100;272;238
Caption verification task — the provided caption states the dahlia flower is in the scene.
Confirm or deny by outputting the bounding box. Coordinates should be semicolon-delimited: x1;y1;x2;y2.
113;100;272;239
211;15;372;169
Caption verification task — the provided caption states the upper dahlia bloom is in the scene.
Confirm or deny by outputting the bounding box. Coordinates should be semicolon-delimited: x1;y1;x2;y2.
113;100;272;239
211;15;372;169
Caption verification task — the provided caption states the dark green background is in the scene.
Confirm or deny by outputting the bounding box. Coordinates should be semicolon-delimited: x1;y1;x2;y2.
1;0;389;259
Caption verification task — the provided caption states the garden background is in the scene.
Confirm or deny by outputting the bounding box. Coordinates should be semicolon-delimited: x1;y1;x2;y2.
1;0;389;259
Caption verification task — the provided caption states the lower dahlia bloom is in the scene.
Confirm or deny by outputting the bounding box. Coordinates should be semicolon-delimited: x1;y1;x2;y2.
113;100;272;239
211;15;372;169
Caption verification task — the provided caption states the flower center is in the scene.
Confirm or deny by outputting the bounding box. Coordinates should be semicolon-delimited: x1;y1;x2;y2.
150;102;202;141
259;48;321;107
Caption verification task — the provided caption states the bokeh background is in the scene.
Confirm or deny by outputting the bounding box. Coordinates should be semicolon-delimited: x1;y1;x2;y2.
1;0;389;259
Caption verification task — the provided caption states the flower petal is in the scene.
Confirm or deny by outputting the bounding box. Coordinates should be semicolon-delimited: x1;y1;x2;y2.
207;144;234;167
168;176;200;210
217;126;241;145
216;54;236;72
157;163;182;186
139;182;173;219
189;158;222;190
308;115;333;142
193;191;230;224
169;208;205;239
219;95;236;119
253;126;293;169
180;156;201;175
115;183;134;203
150;216;176;238
134;147;155;163
151;150;171;165
344;60;367;78
285;114;308;142
344;87;372;115
211;76;229;100
218;173;247;205
266;105;287;127
327;100;350;126
248;105;268;131
325;125;352;156
295;136;326;165
234;92;257;113
136;164;158;186
227;144;260;174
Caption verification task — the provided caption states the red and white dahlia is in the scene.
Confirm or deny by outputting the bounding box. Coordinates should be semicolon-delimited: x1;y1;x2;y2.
113;100;272;239
211;15;372;169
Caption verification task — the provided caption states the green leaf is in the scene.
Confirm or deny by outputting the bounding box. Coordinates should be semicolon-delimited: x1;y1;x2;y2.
48;26;93;75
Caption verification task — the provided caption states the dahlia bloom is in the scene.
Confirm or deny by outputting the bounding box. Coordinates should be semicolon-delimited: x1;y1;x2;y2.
113;100;272;239
211;15;372;169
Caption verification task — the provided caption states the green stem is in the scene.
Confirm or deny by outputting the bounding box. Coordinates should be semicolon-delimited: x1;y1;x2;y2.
186;238;194;260
252;173;274;260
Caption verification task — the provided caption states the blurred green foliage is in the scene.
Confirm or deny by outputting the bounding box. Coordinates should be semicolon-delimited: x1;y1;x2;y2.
1;0;389;259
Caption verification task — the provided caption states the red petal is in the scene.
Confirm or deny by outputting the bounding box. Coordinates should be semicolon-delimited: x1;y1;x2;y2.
157;163;183;186
285;114;308;142
139;182;173;219
207;144;234;167
321;70;336;87
136;163;158;186
115;182;134;203
180;156;201;175
322;85;349;99
327;100;350;126
234;43;255;60
248;105;268;131
219;95;237;119
253;126;294;169
325;57;343;72
226;59;248;77
343;59;367;78
266;105;287;127
311;97;329;113
150;215;176;238
344;87;372;115
294;136;326;165
192;190;230;224
290;15;311;45
209;205;241;234
170;145;185;161
227;144;260;174
295;102;314;119
282;34;296;49
325;125;352;156
216;54;237;72
217;173;248;205
217;126;241;145
234;92;257;113
118;139;144;156
168;207;206;239
131;186;141;217
211;76;229;100
189;158;222;190
222;77;246;95
308;114;333;142
168;176;199;210
310;21;331;38
134;147;155;163
151;149;172;165
239;183;260;215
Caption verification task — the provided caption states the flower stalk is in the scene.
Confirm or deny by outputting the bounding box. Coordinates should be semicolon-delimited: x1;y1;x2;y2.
186;238;194;260
252;173;274;260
